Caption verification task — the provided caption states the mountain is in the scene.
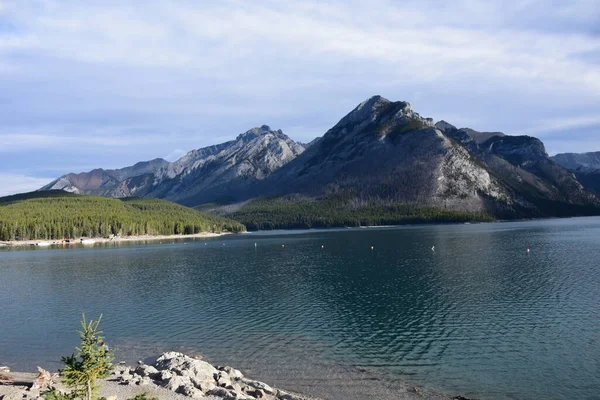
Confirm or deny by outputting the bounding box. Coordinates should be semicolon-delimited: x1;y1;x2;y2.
551;151;600;194
41;96;600;229
42;158;169;197
150;125;305;205
41;125;305;205
221;96;600;228
435;122;596;208
552;151;600;172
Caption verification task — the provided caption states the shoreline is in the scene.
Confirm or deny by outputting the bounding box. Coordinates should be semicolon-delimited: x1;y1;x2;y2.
0;352;465;400
0;352;321;400
0;232;231;248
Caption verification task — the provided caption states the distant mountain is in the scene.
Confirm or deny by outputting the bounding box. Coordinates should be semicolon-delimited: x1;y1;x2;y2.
552;151;600;172
42;125;305;205
552;151;600;194
42;158;169;197
41;96;600;229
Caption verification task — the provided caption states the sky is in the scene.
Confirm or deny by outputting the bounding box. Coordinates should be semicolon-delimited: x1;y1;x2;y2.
0;0;599;196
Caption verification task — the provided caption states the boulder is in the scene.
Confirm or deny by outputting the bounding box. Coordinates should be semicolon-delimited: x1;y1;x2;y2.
243;380;275;395
209;386;235;399
161;374;190;392
190;376;216;392
155;352;217;382
277;390;305;400
246;388;265;398
176;383;205;399
155;370;173;383
134;364;159;378
219;366;244;380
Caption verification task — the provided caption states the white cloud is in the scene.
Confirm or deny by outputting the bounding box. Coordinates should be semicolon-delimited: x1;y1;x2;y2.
0;0;599;179
522;116;600;136
0;173;54;197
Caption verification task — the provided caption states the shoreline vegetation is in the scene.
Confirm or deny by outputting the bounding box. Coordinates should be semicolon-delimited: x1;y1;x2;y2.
0;191;246;242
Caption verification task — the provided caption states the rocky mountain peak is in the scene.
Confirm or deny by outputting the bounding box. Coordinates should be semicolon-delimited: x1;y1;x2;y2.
235;125;282;142
435;120;457;132
329;95;434;140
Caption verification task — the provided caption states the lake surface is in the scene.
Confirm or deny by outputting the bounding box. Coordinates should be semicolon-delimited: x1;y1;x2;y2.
1;218;600;400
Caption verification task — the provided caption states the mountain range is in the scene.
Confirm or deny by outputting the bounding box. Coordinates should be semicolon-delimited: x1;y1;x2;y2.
41;96;600;227
551;151;600;195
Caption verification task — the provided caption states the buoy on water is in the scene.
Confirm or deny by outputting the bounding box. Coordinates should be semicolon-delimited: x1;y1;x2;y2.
321;245;324;249
527;248;530;253
370;246;374;250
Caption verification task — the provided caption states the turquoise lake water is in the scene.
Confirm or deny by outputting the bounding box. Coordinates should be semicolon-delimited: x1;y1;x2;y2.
1;218;599;399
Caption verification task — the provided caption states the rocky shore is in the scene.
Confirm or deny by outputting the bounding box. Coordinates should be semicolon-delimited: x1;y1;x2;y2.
0;352;317;400
0;232;230;249
1;352;476;400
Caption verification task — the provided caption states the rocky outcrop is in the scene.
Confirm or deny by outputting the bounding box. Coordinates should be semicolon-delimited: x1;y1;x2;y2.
112;352;311;400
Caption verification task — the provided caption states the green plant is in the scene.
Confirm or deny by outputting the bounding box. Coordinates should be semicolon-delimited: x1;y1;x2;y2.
127;393;159;400
41;387;73;400
59;314;114;400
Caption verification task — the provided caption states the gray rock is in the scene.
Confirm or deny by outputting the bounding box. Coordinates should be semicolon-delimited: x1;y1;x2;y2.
176;383;205;399
246;388;265;398
209;386;235;399
138;376;152;386
134;364;159;378
118;371;134;384
161;374;190;392
190;376;216;392
155;370;173;383
243;380;274;395
155;352;217;382
277;391;305;400
221;366;244;380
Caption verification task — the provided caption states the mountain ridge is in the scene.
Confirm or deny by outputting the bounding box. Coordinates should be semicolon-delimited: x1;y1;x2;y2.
40;95;600;227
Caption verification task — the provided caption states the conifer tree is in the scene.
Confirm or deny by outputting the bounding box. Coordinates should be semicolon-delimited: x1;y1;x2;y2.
60;314;114;400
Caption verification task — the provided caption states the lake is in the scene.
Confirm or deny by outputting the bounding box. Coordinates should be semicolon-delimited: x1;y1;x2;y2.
1;218;599;400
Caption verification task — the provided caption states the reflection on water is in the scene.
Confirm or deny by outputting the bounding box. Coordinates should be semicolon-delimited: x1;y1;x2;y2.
1;218;600;400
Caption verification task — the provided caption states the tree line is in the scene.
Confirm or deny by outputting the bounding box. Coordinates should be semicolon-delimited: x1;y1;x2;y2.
230;195;494;231
0;192;245;241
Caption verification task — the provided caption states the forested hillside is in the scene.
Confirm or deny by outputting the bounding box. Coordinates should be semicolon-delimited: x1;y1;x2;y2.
229;196;494;230
0;191;245;241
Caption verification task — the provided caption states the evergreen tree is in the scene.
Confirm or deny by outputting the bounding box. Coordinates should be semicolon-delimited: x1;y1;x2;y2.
59;314;114;400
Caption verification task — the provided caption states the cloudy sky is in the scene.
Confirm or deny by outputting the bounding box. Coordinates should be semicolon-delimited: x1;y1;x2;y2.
1;0;599;196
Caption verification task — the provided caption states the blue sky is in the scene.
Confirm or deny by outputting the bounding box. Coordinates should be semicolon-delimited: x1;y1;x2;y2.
0;0;599;196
